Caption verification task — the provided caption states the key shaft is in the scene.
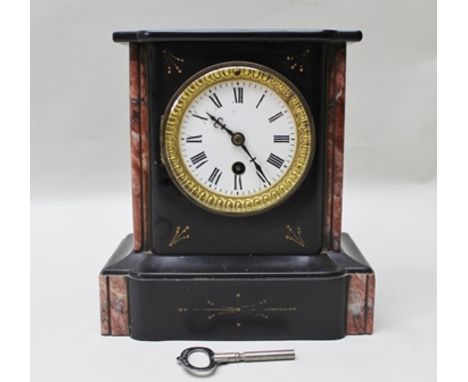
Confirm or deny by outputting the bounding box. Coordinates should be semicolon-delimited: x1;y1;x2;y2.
213;349;295;364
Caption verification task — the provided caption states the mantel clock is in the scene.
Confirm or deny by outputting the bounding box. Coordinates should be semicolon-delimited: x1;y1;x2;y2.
99;30;376;340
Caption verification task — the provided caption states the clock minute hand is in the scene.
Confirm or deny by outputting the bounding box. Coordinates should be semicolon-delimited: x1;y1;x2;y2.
240;143;271;186
206;112;234;136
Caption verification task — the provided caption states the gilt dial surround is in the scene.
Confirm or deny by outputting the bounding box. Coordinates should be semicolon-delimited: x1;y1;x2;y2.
162;62;315;216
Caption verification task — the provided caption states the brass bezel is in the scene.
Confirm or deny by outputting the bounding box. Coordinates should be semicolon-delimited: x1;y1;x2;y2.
161;61;315;216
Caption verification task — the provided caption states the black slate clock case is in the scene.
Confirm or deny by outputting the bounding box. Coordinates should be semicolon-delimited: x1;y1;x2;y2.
150;41;324;255
100;30;376;341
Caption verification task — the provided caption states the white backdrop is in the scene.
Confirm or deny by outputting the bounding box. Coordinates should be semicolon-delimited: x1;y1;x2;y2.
31;1;436;381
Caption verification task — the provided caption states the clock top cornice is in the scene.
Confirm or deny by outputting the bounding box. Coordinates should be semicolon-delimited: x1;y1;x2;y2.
113;29;363;43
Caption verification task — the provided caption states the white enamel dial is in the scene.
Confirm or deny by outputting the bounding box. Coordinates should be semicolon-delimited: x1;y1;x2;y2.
163;63;314;216
179;80;297;197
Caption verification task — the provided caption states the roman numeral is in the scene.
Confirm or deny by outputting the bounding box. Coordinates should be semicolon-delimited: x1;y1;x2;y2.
186;135;202;143
273;135;290;143
255;93;266;108
267;153;285;169
233;87;243;103
234;174;243;190
268;111;284;123
192;113;208;121
209;92;222;108
190;151;208;169
208;167;222;185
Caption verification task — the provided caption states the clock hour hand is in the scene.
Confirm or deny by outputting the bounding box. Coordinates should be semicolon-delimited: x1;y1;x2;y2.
240;143;271;186
206;112;234;136
206;112;270;185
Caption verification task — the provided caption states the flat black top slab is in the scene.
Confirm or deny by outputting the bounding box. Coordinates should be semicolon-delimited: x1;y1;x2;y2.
113;29;363;43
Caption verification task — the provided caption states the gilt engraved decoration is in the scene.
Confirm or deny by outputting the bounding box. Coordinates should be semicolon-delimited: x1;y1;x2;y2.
285;225;305;247
286;49;310;73
162;50;184;74
169;225;190;247
178;294;297;324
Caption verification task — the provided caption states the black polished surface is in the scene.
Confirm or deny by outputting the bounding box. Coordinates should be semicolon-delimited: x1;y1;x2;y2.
147;39;328;255
129;276;348;340
101;233;372;340
113;29;362;43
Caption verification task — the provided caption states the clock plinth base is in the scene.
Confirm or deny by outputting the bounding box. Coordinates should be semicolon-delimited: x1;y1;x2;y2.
99;234;375;340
